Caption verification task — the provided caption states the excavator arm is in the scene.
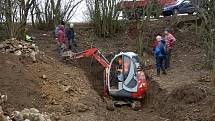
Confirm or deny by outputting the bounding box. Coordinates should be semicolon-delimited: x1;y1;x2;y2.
64;48;110;68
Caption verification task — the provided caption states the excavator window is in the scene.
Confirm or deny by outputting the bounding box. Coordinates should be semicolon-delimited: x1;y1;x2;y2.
109;55;123;90
109;55;134;90
109;54;139;92
123;56;131;80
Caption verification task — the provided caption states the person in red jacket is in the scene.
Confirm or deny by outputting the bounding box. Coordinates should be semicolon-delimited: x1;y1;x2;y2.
57;25;66;55
164;28;176;69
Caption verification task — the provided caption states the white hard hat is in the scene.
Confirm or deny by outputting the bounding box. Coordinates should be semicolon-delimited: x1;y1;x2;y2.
70;23;74;28
156;35;162;40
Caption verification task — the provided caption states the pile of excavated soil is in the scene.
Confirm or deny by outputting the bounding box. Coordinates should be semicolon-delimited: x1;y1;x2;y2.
168;84;207;104
0;53;45;112
152;84;215;121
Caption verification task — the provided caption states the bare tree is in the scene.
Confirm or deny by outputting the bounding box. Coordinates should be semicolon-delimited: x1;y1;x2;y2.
0;0;4;23
62;0;83;21
87;0;124;37
18;0;36;39
0;0;82;39
33;0;83;29
1;0;35;39
137;0;161;55
200;0;215;84
30;0;37;27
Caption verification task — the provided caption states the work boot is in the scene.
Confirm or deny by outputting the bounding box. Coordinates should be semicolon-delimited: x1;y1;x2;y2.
162;71;167;75
157;70;160;76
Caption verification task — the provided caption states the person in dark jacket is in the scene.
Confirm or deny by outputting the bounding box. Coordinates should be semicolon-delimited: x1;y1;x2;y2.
154;39;167;76
65;23;77;52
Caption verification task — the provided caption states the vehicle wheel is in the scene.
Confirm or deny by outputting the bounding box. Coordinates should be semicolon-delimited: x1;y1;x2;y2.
131;101;141;111
173;9;179;15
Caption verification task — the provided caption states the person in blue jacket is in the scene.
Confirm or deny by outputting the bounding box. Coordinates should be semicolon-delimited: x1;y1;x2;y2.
154;39;167;76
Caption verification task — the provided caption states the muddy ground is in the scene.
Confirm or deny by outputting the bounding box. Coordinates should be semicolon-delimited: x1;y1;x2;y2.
0;18;215;121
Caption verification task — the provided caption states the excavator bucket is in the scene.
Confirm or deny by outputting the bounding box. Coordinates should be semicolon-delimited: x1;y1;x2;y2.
61;51;77;59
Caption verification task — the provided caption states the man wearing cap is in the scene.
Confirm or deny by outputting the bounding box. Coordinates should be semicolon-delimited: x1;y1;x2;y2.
153;35;162;49
65;23;76;52
154;35;167;76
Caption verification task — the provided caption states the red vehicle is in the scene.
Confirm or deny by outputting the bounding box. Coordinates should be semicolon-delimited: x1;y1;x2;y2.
65;48;148;109
116;0;176;19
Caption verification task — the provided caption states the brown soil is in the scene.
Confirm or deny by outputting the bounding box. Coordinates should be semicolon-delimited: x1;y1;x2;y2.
0;53;45;112
0;17;215;121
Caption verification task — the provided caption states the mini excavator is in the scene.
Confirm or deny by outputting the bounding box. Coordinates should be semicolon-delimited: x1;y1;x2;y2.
63;48;148;110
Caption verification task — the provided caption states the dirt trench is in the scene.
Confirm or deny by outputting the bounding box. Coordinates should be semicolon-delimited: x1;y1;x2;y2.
66;55;215;121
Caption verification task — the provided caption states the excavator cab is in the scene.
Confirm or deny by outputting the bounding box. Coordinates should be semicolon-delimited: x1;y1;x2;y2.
108;52;145;99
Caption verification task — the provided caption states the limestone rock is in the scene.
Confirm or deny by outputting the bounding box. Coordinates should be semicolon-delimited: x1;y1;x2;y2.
42;75;47;79
0;44;4;49
30;108;40;113
75;103;88;112
11;111;23;121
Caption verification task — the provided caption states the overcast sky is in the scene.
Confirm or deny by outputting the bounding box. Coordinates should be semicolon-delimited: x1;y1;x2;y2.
70;0;88;22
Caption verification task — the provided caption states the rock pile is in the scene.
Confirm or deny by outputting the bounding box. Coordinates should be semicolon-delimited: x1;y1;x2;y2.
0;38;39;62
11;108;52;121
0;93;7;105
0;106;10;121
0;92;53;121
0;107;53;121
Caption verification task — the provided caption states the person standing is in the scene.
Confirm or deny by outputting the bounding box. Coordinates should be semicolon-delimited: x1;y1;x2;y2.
57;25;66;55
65;23;77;52
164;29;176;69
154;39;167;76
55;21;65;38
153;35;162;50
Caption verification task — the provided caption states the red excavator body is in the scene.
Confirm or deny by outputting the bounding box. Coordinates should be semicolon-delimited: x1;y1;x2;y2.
70;48;147;100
